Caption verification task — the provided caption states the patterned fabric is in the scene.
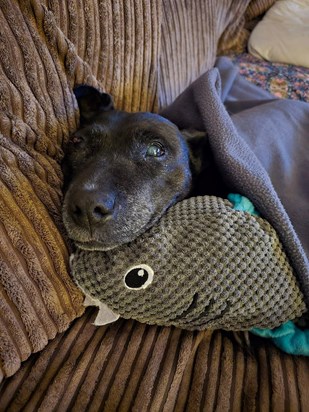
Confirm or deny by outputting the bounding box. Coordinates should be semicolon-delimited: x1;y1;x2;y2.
230;53;309;102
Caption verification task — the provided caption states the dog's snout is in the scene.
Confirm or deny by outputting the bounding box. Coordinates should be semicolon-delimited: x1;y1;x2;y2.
92;204;111;220
69;189;115;228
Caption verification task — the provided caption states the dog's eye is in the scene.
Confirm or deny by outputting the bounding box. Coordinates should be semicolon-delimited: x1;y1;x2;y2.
146;142;165;158
70;135;83;145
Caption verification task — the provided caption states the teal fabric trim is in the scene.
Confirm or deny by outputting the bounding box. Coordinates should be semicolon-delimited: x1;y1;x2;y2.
252;321;309;356
227;193;260;216
228;193;308;356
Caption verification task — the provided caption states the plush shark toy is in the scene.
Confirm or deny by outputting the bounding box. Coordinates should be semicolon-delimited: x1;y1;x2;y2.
70;195;306;332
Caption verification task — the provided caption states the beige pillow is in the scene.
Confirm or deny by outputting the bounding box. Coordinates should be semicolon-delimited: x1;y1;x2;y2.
249;0;309;68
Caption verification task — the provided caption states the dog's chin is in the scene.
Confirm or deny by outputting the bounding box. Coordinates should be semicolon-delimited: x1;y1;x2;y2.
75;240;119;251
72;222;152;252
72;212;166;252
65;196;183;252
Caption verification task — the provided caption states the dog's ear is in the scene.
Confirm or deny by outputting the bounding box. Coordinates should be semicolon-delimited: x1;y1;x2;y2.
181;130;209;176
74;85;114;123
182;129;228;197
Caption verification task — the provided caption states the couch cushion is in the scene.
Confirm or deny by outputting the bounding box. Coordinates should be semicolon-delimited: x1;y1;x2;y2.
41;0;162;112
248;0;309;68
0;0;87;379
1;309;308;411
0;0;161;380
159;0;277;108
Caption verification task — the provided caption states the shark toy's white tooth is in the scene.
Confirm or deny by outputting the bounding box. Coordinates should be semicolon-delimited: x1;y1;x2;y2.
83;293;100;307
75;277;120;326
93;302;120;326
69;254;75;269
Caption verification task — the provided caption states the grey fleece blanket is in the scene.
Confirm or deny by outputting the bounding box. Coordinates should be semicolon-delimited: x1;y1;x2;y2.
161;57;309;306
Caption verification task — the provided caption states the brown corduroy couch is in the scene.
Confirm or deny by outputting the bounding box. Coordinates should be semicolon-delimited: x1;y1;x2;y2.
0;1;308;410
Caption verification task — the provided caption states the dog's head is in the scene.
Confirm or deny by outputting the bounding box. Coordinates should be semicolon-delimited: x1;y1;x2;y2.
62;85;192;251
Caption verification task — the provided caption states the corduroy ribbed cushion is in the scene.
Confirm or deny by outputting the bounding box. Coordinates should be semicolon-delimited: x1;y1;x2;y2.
0;0;161;380
1;309;309;411
159;0;276;108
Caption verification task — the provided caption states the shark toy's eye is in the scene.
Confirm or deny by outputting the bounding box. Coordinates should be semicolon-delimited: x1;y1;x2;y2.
146;142;165;158
124;264;154;290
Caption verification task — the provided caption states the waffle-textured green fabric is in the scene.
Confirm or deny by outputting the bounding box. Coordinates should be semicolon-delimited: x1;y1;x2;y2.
71;196;306;331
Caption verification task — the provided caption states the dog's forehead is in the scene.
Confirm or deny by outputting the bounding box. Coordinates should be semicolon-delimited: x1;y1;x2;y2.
127;112;176;128
95;111;179;135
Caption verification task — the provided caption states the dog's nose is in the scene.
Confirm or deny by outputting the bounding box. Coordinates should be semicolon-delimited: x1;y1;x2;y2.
70;191;115;227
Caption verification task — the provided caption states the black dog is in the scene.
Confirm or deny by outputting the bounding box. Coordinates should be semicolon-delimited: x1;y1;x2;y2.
62;86;226;251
